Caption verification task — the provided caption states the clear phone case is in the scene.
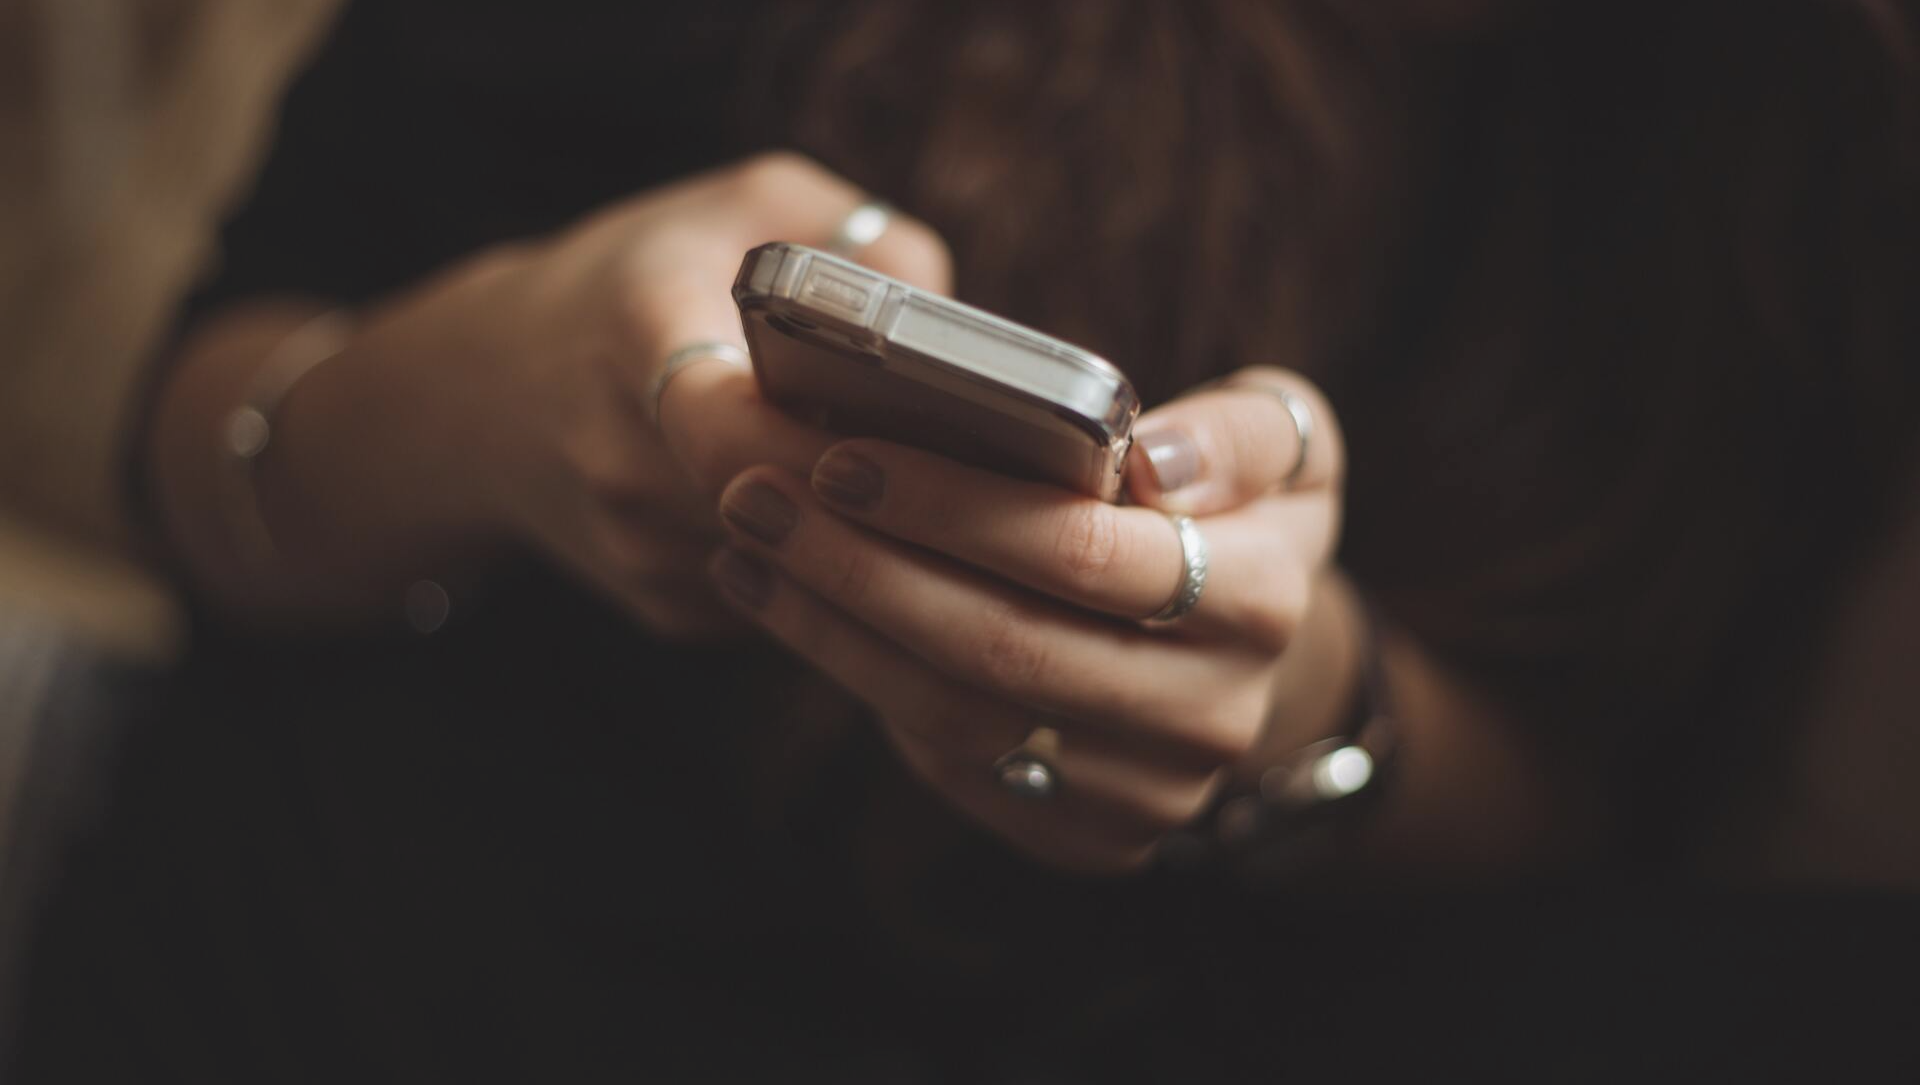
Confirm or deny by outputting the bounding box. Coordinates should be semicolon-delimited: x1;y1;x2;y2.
732;242;1139;500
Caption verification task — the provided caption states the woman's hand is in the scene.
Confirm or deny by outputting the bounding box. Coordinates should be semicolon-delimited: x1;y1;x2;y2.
707;369;1349;872
154;153;950;633
438;153;949;635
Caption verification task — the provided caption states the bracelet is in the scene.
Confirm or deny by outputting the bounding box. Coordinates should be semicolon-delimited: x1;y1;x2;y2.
1159;593;1399;879
219;310;354;574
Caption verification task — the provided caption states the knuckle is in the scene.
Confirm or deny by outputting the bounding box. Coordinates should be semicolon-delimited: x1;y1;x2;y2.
1217;400;1276;481
972;602;1051;692
606;271;658;353
1054;503;1124;585
1185;695;1267;765
883;218;954;286
1242;572;1307;655
618;275;716;361
1232;364;1297;389
1241;608;1297;657
822;545;881;607
1230;367;1345;483
730;150;823;202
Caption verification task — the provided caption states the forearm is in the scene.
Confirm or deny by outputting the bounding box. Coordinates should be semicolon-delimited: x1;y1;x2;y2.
147;297;500;628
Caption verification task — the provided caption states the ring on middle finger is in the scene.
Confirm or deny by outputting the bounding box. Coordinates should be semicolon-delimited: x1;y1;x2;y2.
1146;513;1209;623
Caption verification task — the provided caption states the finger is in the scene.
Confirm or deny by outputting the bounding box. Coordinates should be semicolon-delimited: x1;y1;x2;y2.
707;549;1214;871
700;151;953;294
590;152;952;415
655;361;841;495
1125;367;1346;516
811;439;1334;647
707;546;966;724
640;154;950;489
715;468;1273;763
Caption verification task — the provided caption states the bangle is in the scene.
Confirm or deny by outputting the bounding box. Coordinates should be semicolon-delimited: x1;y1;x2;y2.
219;310;354;573
1159;593;1399;879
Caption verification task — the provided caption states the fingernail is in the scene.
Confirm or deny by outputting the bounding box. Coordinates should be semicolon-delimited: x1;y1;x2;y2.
720;481;799;546
709;549;773;609
1136;429;1200;493
813;449;884;511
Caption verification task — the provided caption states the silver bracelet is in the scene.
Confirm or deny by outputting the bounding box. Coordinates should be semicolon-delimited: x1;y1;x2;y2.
219;310;355;573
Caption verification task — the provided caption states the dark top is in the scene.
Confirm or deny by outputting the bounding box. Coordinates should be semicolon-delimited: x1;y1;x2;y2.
18;2;1920;1081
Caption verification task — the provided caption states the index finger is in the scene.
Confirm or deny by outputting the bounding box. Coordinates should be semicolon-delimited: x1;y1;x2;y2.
649;154;953;486
1125;367;1345;516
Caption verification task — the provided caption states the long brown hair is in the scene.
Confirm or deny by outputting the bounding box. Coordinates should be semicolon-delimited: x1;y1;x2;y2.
748;1;1920;859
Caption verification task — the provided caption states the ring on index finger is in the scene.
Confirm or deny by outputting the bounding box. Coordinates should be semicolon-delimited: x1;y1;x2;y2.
651;340;749;427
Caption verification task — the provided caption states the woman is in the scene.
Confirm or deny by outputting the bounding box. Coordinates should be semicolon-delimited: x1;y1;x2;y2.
23;0;1920;1078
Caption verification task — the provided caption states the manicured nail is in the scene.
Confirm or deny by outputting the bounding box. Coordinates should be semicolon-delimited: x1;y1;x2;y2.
709;549;773;609
813;449;885;511
720;481;799;546
1136;429;1200;493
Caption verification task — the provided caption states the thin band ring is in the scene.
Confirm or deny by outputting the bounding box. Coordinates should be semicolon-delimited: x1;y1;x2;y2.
1148;513;1209;623
827;200;892;258
650;341;749;427
1224;381;1316;490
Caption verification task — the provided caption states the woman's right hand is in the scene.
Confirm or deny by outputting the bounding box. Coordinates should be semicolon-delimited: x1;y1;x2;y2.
160;153;950;635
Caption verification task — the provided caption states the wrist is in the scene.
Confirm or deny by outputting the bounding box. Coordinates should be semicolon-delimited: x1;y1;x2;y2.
152;300;507;627
262;308;518;609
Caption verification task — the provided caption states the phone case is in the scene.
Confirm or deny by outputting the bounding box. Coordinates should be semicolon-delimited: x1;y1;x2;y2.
732;242;1139;501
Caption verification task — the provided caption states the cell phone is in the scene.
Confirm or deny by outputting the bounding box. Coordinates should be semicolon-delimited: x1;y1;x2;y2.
732;242;1139;501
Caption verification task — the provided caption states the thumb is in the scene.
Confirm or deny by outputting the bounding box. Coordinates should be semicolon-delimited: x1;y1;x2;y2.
1125;367;1343;516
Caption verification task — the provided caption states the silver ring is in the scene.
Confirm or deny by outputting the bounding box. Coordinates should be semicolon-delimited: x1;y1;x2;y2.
1225;382;1315;489
1148;513;1209;623
827;200;892;258
993;726;1061;800
650;341;749;426
1274;387;1315;489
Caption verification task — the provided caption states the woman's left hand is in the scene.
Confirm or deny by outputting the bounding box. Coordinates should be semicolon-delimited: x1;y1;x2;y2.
709;367;1345;873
